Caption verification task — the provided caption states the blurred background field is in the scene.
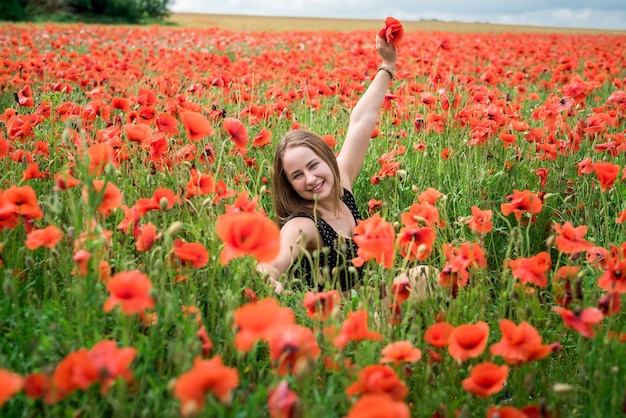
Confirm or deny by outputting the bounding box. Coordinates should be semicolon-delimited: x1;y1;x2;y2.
166;12;625;33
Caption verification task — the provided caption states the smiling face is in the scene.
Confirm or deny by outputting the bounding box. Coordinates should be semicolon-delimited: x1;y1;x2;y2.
282;145;335;202
272;129;343;226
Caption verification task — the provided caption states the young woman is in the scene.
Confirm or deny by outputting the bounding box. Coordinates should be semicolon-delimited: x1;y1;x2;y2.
257;34;433;298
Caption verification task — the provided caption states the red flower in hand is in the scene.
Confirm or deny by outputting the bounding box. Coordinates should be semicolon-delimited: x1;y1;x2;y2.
378;17;404;47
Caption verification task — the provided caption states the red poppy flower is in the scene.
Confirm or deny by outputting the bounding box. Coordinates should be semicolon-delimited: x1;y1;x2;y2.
553;222;593;254
252;127;272;148
424;322;455;348
232;298;295;352
321;134;337;149
346;393;410;418
180;110;215;142
211;179;238;205
489;319;552;365
486;406;528;418
110;96;130;112
152;188;178;210
447;321;490;361
23;372;51;400
501;189;543;221
216;211;280;265
598;292;621;316
466;206;493;234
598;251;626;294
123;123;152;144
390;276;411;304
417;187;443;205
268;324;321;376
380;341;422;365
508;251;552;288
185;168;215;199
103;270;155;315
268;380;299;418
86;142;116;176
174;356;239;416
224;191;262;215
396;225;436;261
22;162;49;180
367;198;383;214
592;161;620;191
135;223;161;252
196;325;213;357
346;364;408;401
25;225;64;250
51;349;99;401
53;172;80;191
87;340;137;394
352;214;396;268
87;180;123;216
553;306;603;338
173;239;209;268
400;202;441;228
155;112;179;135
378;17;404;48
462;362;509;398
3;185;43;220
0;190;18;230
223;117;249;148
334;309;383;349
586;246;609;270
0;368;24;407
302;290;341;321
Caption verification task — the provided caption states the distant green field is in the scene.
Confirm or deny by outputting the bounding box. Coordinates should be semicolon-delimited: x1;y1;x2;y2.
167;12;625;33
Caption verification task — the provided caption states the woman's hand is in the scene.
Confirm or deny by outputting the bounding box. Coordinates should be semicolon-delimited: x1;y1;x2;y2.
376;35;398;70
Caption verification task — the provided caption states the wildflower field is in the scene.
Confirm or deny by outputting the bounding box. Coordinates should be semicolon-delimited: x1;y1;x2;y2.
1;16;626;418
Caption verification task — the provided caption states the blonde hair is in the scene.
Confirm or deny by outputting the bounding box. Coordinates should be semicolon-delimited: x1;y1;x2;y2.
273;129;343;227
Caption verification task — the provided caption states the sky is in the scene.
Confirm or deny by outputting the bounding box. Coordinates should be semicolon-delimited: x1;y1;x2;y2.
170;0;626;31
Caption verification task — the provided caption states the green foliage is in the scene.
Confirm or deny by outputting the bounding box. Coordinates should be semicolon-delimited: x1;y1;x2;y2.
0;0;28;21
9;0;173;24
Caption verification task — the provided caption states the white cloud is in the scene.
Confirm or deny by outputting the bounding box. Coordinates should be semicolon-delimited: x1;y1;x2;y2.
169;0;626;30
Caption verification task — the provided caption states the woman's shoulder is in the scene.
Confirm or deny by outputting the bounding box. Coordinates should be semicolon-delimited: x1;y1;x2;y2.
281;215;320;248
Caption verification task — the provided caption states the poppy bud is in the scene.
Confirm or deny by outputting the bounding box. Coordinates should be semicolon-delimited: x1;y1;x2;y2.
166;221;182;238
25;256;35;269
3;275;13;297
552;383;574;393
153;257;163;272
65;226;75;244
182;399;199;417
545;234;555;249
105;162;116;177
259;185;266;195
397;169;407;182
411;185;419;194
159;197;169;211
49;195;63;215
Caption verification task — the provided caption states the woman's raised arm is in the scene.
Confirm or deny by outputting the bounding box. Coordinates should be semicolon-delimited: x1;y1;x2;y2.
337;35;398;188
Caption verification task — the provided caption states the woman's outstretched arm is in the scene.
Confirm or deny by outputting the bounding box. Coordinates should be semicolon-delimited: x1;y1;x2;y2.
337;35;398;188
256;217;319;294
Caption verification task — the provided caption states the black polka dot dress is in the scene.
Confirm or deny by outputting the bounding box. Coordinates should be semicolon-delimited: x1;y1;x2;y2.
287;189;363;291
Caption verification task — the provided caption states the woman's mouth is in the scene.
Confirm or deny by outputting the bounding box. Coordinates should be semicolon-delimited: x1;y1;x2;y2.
310;181;324;193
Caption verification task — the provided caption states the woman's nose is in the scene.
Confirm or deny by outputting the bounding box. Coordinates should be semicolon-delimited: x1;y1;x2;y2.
304;171;316;183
